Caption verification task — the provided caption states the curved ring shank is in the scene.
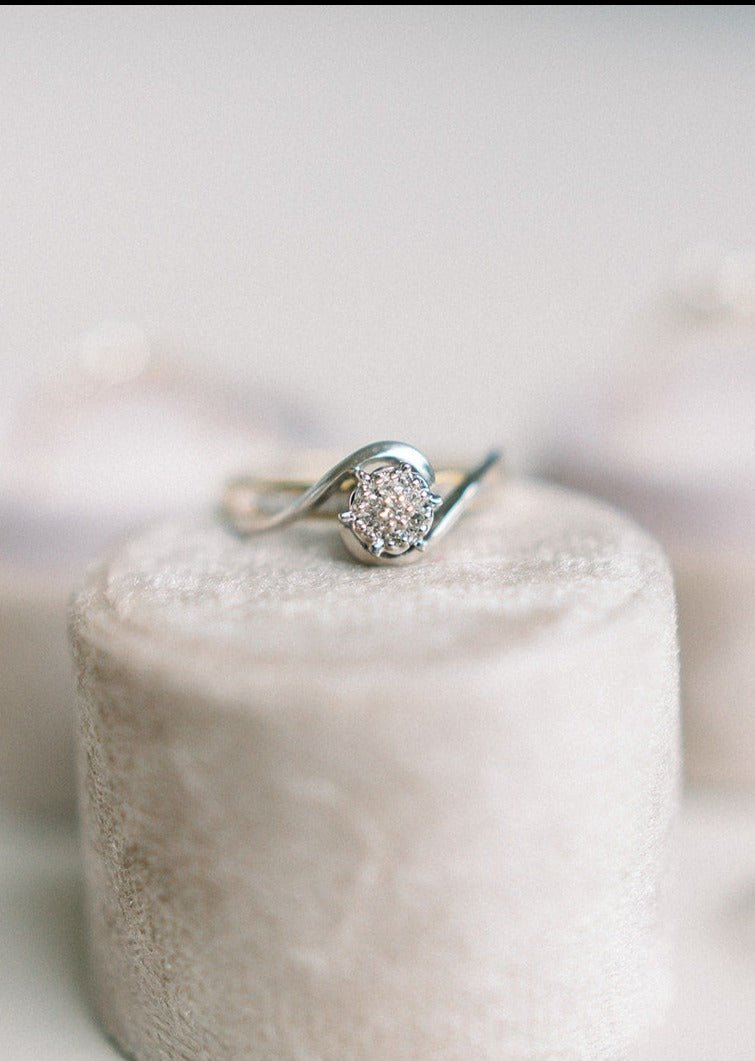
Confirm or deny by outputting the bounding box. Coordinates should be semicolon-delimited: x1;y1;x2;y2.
222;442;502;561
223;442;433;533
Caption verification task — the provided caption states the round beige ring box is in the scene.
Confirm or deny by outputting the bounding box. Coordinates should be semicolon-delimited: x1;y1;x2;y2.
71;479;679;1060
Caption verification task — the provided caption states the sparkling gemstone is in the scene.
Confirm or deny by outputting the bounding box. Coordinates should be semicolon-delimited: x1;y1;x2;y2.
345;464;436;555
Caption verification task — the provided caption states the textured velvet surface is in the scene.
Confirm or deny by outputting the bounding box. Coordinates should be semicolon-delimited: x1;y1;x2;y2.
71;480;679;1059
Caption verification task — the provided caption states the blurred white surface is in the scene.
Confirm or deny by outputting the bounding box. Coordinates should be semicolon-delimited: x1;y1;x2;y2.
0;337;305;564
654;795;755;1061
547;291;755;787
2;7;754;464
0;815;119;1059
1;796;753;1060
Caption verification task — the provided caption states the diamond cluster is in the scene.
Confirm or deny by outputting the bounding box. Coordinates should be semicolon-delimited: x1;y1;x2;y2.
340;463;440;556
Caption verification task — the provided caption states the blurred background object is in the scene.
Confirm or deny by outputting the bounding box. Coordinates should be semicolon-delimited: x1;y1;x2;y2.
0;322;308;818
547;247;755;788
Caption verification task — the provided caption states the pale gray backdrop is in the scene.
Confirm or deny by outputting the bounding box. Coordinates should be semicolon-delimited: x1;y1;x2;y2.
2;7;754;466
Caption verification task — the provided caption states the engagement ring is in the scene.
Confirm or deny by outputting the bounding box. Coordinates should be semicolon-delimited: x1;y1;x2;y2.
222;441;502;566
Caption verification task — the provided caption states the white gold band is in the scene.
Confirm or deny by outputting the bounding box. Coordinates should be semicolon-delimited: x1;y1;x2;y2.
222;441;502;566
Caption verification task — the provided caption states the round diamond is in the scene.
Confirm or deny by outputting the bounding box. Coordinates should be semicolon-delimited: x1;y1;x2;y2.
345;464;436;556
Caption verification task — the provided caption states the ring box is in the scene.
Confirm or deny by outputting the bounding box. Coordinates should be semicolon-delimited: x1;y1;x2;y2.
71;479;679;1059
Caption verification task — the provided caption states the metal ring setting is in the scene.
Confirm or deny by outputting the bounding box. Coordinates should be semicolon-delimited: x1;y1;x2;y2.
222;441;502;566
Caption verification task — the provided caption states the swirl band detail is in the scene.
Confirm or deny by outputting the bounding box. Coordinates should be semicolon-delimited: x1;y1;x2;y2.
222;441;502;566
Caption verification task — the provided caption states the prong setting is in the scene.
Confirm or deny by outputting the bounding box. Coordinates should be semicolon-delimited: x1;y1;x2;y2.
222;440;502;567
340;461;439;559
